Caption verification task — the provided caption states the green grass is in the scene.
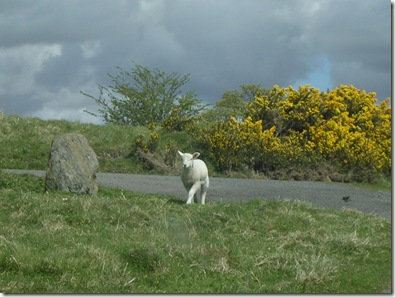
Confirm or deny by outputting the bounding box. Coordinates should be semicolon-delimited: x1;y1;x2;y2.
0;171;390;293
0;113;147;173
348;176;392;192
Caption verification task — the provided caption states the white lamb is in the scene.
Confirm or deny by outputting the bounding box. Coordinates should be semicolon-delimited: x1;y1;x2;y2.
177;150;209;204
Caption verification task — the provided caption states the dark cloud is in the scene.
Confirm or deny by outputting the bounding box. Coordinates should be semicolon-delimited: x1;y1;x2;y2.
0;94;40;115
0;0;141;46
34;44;84;91
0;0;390;123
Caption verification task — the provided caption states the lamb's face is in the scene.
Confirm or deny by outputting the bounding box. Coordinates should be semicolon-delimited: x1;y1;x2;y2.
178;151;200;169
180;153;194;168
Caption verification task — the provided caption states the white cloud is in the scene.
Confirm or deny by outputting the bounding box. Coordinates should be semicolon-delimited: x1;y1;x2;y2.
0;44;62;95
29;86;103;124
80;40;101;60
31;106;103;124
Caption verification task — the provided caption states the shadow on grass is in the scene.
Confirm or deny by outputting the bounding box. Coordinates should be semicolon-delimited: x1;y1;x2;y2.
166;198;185;204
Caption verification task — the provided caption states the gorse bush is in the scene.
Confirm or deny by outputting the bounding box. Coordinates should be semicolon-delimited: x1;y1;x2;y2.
134;123;161;154
199;116;280;172
197;85;391;181
161;107;202;132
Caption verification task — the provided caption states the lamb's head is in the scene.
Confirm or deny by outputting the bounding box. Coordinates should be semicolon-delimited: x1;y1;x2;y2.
178;150;200;169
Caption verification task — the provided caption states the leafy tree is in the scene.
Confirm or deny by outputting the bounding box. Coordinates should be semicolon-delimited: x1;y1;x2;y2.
203;84;268;122
209;90;247;121
239;83;269;102
82;63;205;126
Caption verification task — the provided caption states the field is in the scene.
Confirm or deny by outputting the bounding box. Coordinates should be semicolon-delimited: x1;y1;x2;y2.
0;114;391;293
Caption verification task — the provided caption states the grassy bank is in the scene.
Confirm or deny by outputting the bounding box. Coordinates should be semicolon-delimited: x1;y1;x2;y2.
0;113;201;175
0;114;147;173
0;172;391;293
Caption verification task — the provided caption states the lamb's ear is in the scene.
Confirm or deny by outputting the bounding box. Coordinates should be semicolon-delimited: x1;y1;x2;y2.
177;150;183;157
192;152;200;159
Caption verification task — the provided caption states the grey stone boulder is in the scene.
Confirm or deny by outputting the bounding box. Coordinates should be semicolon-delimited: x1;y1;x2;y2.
45;133;99;195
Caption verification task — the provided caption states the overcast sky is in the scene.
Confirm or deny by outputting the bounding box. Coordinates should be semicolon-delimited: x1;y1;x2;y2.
0;0;391;124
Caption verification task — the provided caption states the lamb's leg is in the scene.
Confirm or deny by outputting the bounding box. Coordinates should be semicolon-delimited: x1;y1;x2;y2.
200;184;208;205
200;176;209;205
187;183;200;204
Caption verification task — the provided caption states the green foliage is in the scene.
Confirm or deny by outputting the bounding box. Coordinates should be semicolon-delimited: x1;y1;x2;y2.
161;107;201;133
82;63;206;126
0;172;390;293
202;84;266;122
134;123;161;154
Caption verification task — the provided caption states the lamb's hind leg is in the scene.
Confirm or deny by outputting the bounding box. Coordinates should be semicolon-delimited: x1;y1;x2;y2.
200;184;207;204
200;178;209;205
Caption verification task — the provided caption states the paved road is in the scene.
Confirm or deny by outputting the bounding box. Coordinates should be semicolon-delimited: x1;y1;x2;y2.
6;169;392;221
